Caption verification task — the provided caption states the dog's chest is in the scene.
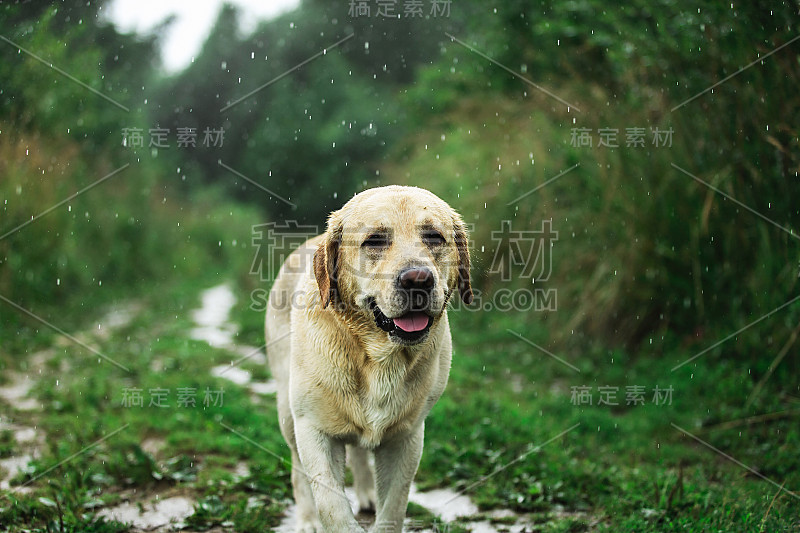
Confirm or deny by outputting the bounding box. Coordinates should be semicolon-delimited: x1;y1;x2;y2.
355;368;415;447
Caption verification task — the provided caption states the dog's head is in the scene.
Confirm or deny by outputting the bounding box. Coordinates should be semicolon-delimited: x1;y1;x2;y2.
313;186;472;346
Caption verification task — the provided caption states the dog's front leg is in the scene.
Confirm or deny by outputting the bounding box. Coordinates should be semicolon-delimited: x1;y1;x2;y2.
293;416;365;532
372;423;425;533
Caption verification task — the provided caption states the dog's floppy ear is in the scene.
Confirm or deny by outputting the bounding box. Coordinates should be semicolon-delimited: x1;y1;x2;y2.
453;216;473;305
313;217;342;308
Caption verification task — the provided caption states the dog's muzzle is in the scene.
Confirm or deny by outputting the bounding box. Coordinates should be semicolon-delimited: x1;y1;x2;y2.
368;266;438;344
369;299;433;344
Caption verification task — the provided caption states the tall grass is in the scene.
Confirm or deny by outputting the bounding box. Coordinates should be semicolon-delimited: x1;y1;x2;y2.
0;127;261;350
384;51;800;362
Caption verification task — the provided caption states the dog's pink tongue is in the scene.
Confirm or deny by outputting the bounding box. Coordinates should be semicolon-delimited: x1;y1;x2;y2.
393;312;430;332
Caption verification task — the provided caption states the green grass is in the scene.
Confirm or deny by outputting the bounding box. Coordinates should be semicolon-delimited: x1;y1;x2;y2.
1;273;798;531
0;274;291;531
416;309;800;530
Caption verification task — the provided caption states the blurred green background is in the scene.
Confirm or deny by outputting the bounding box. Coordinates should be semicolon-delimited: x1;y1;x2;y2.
1;1;799;531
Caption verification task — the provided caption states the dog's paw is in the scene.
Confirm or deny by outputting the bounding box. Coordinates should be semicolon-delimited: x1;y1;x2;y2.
356;487;376;514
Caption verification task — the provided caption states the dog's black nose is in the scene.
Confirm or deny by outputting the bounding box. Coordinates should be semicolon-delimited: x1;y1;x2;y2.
398;267;434;291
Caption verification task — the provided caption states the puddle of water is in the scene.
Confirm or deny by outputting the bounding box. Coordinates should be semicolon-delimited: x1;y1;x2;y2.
0;454;34;492
190;325;236;349
409;484;479;522
210;365;251;386
233;461;250;481
97;495;194;530
230;343;267;364
190;284;237;348
0;419;39;442
0;350;57;412
95;303;141;338
141;437;166;457
193;284;278;397
248;380;279;395
12;426;37;443
0;376;39;411
209;365;278;396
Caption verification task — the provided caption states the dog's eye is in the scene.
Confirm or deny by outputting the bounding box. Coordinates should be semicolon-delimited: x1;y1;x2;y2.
422;230;445;247
362;233;389;249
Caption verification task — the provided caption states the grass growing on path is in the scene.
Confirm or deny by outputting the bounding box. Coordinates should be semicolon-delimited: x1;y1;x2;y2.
1;275;798;531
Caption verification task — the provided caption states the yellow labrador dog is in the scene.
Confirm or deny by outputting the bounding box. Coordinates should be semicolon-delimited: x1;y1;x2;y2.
265;186;472;532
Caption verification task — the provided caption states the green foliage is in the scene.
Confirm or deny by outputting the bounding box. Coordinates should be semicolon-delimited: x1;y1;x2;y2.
0;2;261;351
0;2;157;153
6;0;796;350
414;309;800;530
152;4;409;223
2;1;800;531
391;0;800;351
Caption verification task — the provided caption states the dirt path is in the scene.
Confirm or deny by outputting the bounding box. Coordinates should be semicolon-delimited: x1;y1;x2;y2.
195;283;533;532
0;303;140;495
0;301;203;532
0;349;49;493
1;285;534;531
191;282;278;396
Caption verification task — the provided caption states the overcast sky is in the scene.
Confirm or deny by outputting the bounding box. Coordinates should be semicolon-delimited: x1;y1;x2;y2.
106;0;301;72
